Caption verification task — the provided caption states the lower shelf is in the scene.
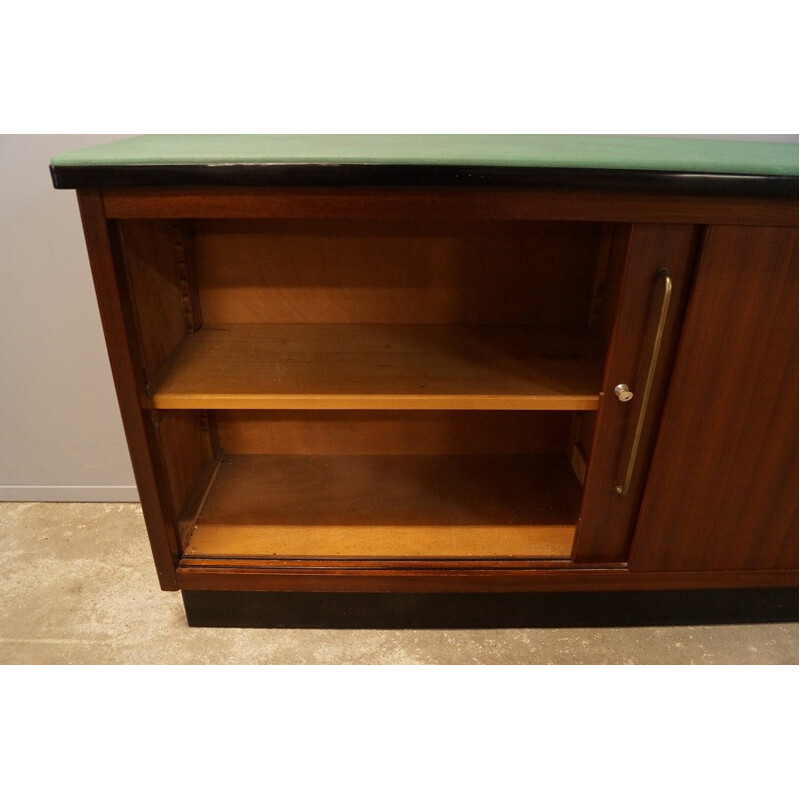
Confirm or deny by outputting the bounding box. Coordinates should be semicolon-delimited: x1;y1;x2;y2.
183;454;581;559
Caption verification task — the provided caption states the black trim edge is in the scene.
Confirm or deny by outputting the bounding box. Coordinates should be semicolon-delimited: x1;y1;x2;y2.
181;588;799;629
51;162;799;198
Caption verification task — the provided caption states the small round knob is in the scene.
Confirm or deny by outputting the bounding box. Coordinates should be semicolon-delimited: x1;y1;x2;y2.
615;384;634;402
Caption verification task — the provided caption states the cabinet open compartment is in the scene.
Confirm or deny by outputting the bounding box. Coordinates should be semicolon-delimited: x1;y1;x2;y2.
179;410;590;560
121;215;622;564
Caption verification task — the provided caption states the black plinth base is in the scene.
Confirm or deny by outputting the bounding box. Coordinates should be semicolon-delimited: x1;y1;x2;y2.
182;587;799;629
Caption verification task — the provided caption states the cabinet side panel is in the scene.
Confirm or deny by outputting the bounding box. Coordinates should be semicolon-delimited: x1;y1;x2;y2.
120;220;190;381
155;411;215;520
76;192;181;589
630;226;799;573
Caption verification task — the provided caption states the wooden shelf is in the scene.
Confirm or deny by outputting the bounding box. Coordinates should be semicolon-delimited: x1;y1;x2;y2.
151;324;604;411
183;454;580;559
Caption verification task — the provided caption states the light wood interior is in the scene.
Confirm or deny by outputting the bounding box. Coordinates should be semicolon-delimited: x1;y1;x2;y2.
150;323;605;411
184;454;579;558
214;410;573;455
191;219;601;325
120;216;617;563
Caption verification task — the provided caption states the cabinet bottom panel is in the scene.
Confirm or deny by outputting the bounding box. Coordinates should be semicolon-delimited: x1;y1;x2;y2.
183;453;581;559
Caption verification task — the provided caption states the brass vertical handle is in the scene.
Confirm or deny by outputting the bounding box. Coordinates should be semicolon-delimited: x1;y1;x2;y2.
615;268;673;496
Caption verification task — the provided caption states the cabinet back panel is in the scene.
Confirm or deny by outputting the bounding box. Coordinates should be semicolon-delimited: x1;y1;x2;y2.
215;410;572;456
191;220;601;325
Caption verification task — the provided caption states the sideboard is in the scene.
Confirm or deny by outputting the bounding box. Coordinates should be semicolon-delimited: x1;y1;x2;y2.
51;135;798;626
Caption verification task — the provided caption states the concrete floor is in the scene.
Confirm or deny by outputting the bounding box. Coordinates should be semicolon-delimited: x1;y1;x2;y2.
0;501;796;664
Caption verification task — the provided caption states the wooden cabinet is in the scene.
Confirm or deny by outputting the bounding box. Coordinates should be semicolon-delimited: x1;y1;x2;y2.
51;135;798;625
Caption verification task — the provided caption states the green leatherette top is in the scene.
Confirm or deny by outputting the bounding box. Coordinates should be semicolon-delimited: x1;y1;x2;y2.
49;135;799;195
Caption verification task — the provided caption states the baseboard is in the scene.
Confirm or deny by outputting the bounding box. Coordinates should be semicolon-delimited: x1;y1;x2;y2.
0;485;139;502
182;588;800;629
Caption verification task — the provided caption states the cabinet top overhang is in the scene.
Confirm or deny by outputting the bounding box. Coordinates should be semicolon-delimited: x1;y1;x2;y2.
50;134;798;197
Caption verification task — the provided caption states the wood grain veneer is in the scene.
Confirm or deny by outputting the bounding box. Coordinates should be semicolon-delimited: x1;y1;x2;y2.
77;192;181;589
630;226;799;572
101;188;798;227
192;219;600;326
214;410;574;455
149;324;605;411
573;223;701;562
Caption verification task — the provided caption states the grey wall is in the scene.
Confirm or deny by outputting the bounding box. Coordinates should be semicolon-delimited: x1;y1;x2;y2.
0;134;796;501
1;135;137;501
